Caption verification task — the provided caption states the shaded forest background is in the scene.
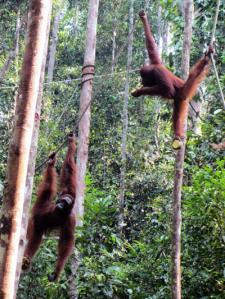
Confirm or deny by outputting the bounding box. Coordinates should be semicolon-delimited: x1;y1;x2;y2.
0;0;224;298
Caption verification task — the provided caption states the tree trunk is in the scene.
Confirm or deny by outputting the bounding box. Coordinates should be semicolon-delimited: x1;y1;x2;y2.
0;1;52;298
144;0;151;64
74;0;99;226
47;7;63;83
157;4;162;57
171;1;193;299
73;4;79;35
68;250;81;299
111;19;117;73
13;5;52;295
189;99;202;135
154;102;161;155
69;0;99;297
0;5;21;82
118;0;134;234
162;20;169;54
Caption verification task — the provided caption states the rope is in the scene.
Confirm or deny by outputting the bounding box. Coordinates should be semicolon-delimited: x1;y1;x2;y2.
35;96;93;172
33;65;141;172
82;64;95;71
80;65;95;87
189;101;203;121
37;86;79;154
0;68;139;91
35;66;140;171
210;56;225;108
210;0;220;45
209;0;225;109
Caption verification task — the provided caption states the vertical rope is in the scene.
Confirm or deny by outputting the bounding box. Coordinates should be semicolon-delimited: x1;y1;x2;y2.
210;0;225;108
210;0;220;45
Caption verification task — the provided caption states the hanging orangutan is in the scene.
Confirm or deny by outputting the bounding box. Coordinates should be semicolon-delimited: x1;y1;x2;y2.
22;134;76;282
132;10;214;149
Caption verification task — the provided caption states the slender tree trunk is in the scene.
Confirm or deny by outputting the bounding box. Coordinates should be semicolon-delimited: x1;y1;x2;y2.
73;4;79;34
13;5;52;295
162;20;169;54
47;7;63;83
189;99;202;135
0;1;52;298
0;5;21;82
68;250;80;299
152;0;163;155
69;1;99;297
181;2;193;79
75;0;99;226
171;1;193;299
118;0;134;234
157;4;162;57
144;0;151;64
181;0;202;136
154;102;161;154
111;20;117;73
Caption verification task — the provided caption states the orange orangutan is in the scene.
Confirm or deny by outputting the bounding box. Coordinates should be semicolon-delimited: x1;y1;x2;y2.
132;10;213;148
22;135;76;282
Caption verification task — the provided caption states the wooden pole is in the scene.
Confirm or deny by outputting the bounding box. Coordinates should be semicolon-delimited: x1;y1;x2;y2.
0;1;52;298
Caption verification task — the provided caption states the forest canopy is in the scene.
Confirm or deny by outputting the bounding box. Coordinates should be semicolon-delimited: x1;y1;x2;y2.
0;0;224;298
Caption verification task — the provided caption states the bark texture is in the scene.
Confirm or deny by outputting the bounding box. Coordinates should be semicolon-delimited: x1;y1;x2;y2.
69;0;99;297
74;0;99;227
171;1;193;299
13;4;52;295
0;1;52;298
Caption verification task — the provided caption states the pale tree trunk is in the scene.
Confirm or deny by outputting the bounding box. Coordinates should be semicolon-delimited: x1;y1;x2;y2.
157;4;162;57
118;0;134;234
189;99;202;135
111;19;116;73
73;4;79;34
14;5;52;295
154;102;161;155
47;6;63;83
181;0;202;135
0;4;21;82
75;0;99;227
144;0;151;64
162;20;169;54
110;1;126;71
0;1;52;298
68;0;99;297
171;1;193;299
138;0;151;121
152;0;163;154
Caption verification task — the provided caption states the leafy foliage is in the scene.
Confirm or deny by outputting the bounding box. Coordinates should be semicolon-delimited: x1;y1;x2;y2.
0;0;225;298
